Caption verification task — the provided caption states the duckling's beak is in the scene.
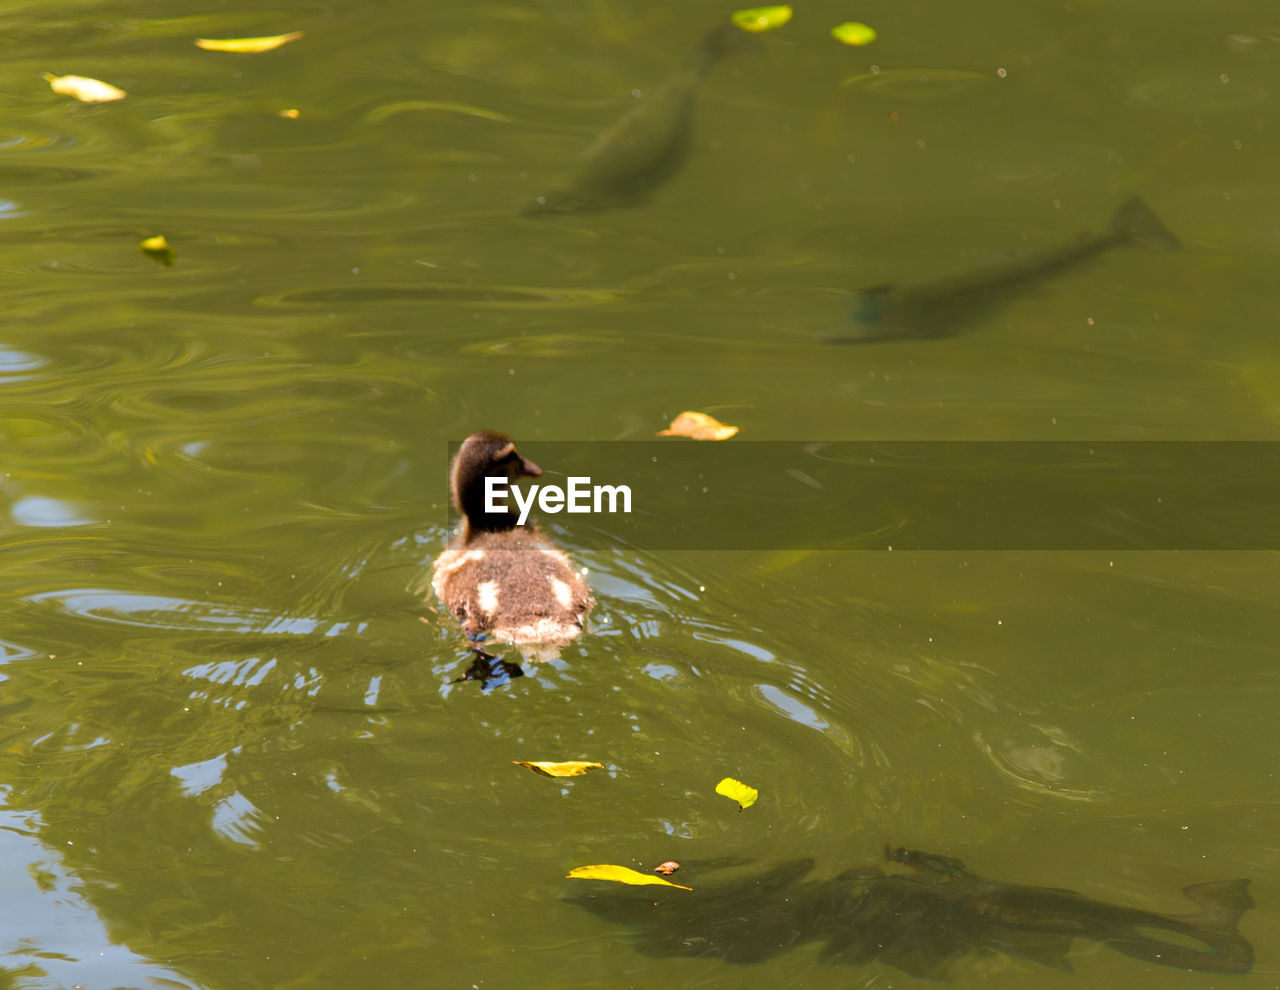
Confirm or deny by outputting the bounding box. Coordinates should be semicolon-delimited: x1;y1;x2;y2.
518;455;542;478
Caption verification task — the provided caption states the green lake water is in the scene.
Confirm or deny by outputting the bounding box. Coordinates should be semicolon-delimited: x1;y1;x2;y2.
1;0;1278;987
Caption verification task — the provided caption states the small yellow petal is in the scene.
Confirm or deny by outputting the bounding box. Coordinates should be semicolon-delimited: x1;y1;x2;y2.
44;73;126;103
139;235;176;267
567;864;691;890
715;776;759;810
195;31;304;53
831;22;878;47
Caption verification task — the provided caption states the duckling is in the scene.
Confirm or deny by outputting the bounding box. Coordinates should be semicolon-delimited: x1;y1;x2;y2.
427;431;594;659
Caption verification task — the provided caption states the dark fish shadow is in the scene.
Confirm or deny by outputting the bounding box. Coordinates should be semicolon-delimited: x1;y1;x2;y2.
825;197;1181;343
568;848;1254;979
523;21;755;216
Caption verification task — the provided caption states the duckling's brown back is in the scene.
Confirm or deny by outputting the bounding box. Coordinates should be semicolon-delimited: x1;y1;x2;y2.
430;530;593;650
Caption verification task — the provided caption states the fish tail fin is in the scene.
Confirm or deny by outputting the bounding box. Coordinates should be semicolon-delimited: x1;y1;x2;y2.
1104;879;1254;974
1110;196;1181;251
1182;878;1254;931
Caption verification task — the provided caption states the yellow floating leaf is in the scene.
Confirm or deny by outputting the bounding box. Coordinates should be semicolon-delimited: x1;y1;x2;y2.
831;21;878;46
715;776;758;810
43;73;126;103
195;31;304;53
731;5;793;33
139;235;176;267
567;864;691;891
657;411;739;441
512;760;604;778
279;108;300;119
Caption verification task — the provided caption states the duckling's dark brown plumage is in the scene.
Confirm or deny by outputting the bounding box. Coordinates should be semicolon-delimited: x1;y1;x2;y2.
429;432;593;657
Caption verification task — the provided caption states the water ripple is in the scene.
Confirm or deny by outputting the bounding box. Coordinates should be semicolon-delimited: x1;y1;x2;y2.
0;346;46;380
10;496;95;528
261;282;627;310
24;588;329;635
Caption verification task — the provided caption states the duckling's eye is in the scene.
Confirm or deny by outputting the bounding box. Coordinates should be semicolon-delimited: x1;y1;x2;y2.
489;442;518;463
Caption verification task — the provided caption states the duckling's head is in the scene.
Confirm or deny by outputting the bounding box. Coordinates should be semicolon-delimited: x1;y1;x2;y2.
450;431;542;540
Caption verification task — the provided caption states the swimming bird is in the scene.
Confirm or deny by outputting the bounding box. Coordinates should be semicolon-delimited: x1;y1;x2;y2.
826;196;1182;341
427;431;593;661
525;21;741;214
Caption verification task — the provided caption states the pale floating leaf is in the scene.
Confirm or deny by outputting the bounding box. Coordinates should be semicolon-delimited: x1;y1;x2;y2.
513;760;604;778
831;21;878;46
44;73;126;103
365;100;512;125
730;5;793;33
139;235;176;267
657;411;739;441
567;864;691;890
715;776;758;810
195;31;304;53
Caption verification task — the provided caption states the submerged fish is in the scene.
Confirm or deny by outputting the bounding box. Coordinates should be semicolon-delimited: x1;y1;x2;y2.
569;846;1254;978
828;196;1181;341
525;22;740;215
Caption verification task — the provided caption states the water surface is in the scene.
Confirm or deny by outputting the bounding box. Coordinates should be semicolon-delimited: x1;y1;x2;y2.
1;0;1277;987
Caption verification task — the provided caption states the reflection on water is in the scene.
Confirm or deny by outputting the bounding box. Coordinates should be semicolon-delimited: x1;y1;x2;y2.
0;810;197;989
9;495;95;528
0;347;44;378
26;588;289;632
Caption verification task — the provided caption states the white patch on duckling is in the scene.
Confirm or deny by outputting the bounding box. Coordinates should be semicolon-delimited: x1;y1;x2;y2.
432;547;485;580
477;580;500;617
493;617;583;646
549;576;574;609
429;546;487;600
537;544;572;567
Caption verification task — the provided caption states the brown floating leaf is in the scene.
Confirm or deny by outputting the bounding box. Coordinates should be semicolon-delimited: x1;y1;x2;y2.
657;411;739;441
567;864;691;890
654;861;681;876
44;73;126;103
195;31;304;53
715;776;758;810
513;760;604;778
